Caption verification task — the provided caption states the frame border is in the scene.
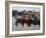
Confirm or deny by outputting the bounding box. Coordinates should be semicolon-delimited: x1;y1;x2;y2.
5;1;45;37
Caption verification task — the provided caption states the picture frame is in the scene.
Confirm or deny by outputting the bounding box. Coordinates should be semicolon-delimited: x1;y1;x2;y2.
5;1;45;37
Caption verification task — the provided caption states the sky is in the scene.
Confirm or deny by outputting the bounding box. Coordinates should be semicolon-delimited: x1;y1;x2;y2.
12;6;40;12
